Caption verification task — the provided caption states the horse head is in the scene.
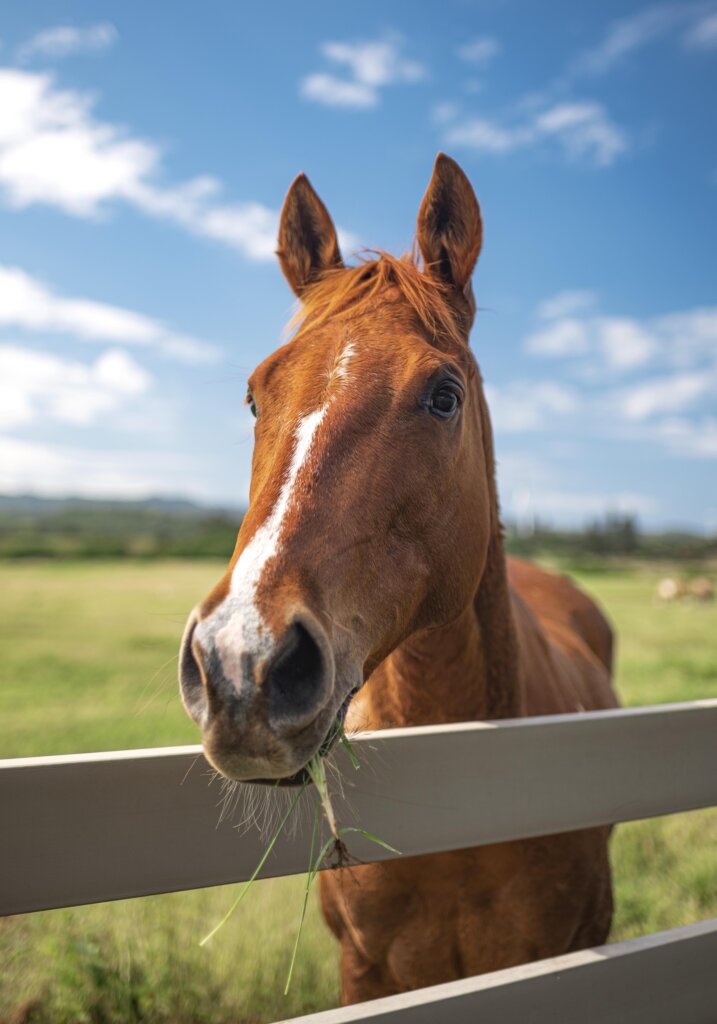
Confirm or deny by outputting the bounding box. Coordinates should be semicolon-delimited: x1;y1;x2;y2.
179;155;496;782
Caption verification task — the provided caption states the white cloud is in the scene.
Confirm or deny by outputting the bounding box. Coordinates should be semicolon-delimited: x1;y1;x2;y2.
301;37;425;109
322;39;424;86
525;318;591;357
0;433;215;500
569;4;717;73
17;23;118;63
130;178;281;261
0;264;219;364
533;103;628;166
301;74;376;109
456;36;501;64
0;67;325;262
595;317;658;369
0;345;150;429
536;290;598;320
468;306;714;468
442;6;713;176
656;416;717;458
445;100;628;167
518;292;717;460
0;68;156;216
616;370;715;420
684;12;717;49
525;295;717;375
446;117;522;154
571;5;684;76
653;307;717;366
485;380;578;433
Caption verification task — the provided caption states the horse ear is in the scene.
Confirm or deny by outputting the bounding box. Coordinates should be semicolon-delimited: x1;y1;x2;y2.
417;153;482;294
277;173;344;297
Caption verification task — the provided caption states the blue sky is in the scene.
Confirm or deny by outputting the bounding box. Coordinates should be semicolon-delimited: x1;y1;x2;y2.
0;1;715;529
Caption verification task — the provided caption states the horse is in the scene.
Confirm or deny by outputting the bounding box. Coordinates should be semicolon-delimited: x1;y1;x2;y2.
179;153;619;1004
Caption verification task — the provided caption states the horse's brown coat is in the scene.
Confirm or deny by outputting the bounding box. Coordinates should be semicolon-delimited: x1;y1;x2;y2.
180;154;619;1005
323;551;617;1001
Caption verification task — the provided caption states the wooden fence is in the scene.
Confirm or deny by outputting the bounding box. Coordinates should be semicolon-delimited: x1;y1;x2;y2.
2;699;716;1022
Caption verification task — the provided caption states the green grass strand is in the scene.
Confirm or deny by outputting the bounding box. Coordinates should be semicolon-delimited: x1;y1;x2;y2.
199;786;305;947
284;807;320;995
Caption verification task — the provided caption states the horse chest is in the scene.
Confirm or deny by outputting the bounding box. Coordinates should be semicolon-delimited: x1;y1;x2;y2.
321;833;609;991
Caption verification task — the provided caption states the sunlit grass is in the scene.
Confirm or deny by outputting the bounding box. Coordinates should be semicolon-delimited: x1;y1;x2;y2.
0;559;220;757
570;562;717;706
0;877;338;1024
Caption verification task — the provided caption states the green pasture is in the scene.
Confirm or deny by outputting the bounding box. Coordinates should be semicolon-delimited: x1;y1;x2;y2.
1;559;716;1023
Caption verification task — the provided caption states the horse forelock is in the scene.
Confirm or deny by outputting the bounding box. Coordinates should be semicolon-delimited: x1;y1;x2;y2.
288;250;469;351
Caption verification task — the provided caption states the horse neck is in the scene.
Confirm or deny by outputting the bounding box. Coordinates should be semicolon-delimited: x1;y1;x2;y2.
374;532;521;727
368;389;523;728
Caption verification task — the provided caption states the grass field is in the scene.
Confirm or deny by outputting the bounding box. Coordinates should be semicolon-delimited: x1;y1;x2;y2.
1;559;716;1023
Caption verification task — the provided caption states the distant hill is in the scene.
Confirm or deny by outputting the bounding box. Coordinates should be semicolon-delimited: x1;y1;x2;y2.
0;494;245;558
0;494;236;516
0;495;714;562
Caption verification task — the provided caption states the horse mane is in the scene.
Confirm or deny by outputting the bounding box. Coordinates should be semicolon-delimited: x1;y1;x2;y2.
289;250;467;348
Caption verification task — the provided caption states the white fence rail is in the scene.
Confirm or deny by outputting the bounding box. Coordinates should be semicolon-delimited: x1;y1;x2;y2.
2;700;716;915
278;920;717;1024
2;699;716;1023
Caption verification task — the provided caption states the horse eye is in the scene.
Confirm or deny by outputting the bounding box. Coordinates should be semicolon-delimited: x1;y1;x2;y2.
429;384;462;419
246;391;257;418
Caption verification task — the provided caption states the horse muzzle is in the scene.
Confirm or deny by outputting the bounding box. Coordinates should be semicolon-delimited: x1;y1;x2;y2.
178;602;351;782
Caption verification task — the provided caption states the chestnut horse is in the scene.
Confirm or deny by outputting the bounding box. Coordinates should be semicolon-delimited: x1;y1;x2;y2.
179;154;619;1004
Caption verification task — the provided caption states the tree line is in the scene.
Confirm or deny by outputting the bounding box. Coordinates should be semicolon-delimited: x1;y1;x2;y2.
0;497;714;562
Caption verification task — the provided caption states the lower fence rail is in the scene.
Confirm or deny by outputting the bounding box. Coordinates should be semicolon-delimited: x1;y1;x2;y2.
279;919;717;1024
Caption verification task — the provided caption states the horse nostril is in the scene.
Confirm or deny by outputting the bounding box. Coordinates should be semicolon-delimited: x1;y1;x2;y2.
265;619;331;727
178;610;207;723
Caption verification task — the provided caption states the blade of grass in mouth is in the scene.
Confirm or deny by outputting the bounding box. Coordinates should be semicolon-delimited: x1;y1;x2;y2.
199;784;305;947
199;720;400;992
284;806;319;995
305;752;339;840
339;727;361;770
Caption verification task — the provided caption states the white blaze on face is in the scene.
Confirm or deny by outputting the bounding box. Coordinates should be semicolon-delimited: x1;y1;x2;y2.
196;404;328;684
